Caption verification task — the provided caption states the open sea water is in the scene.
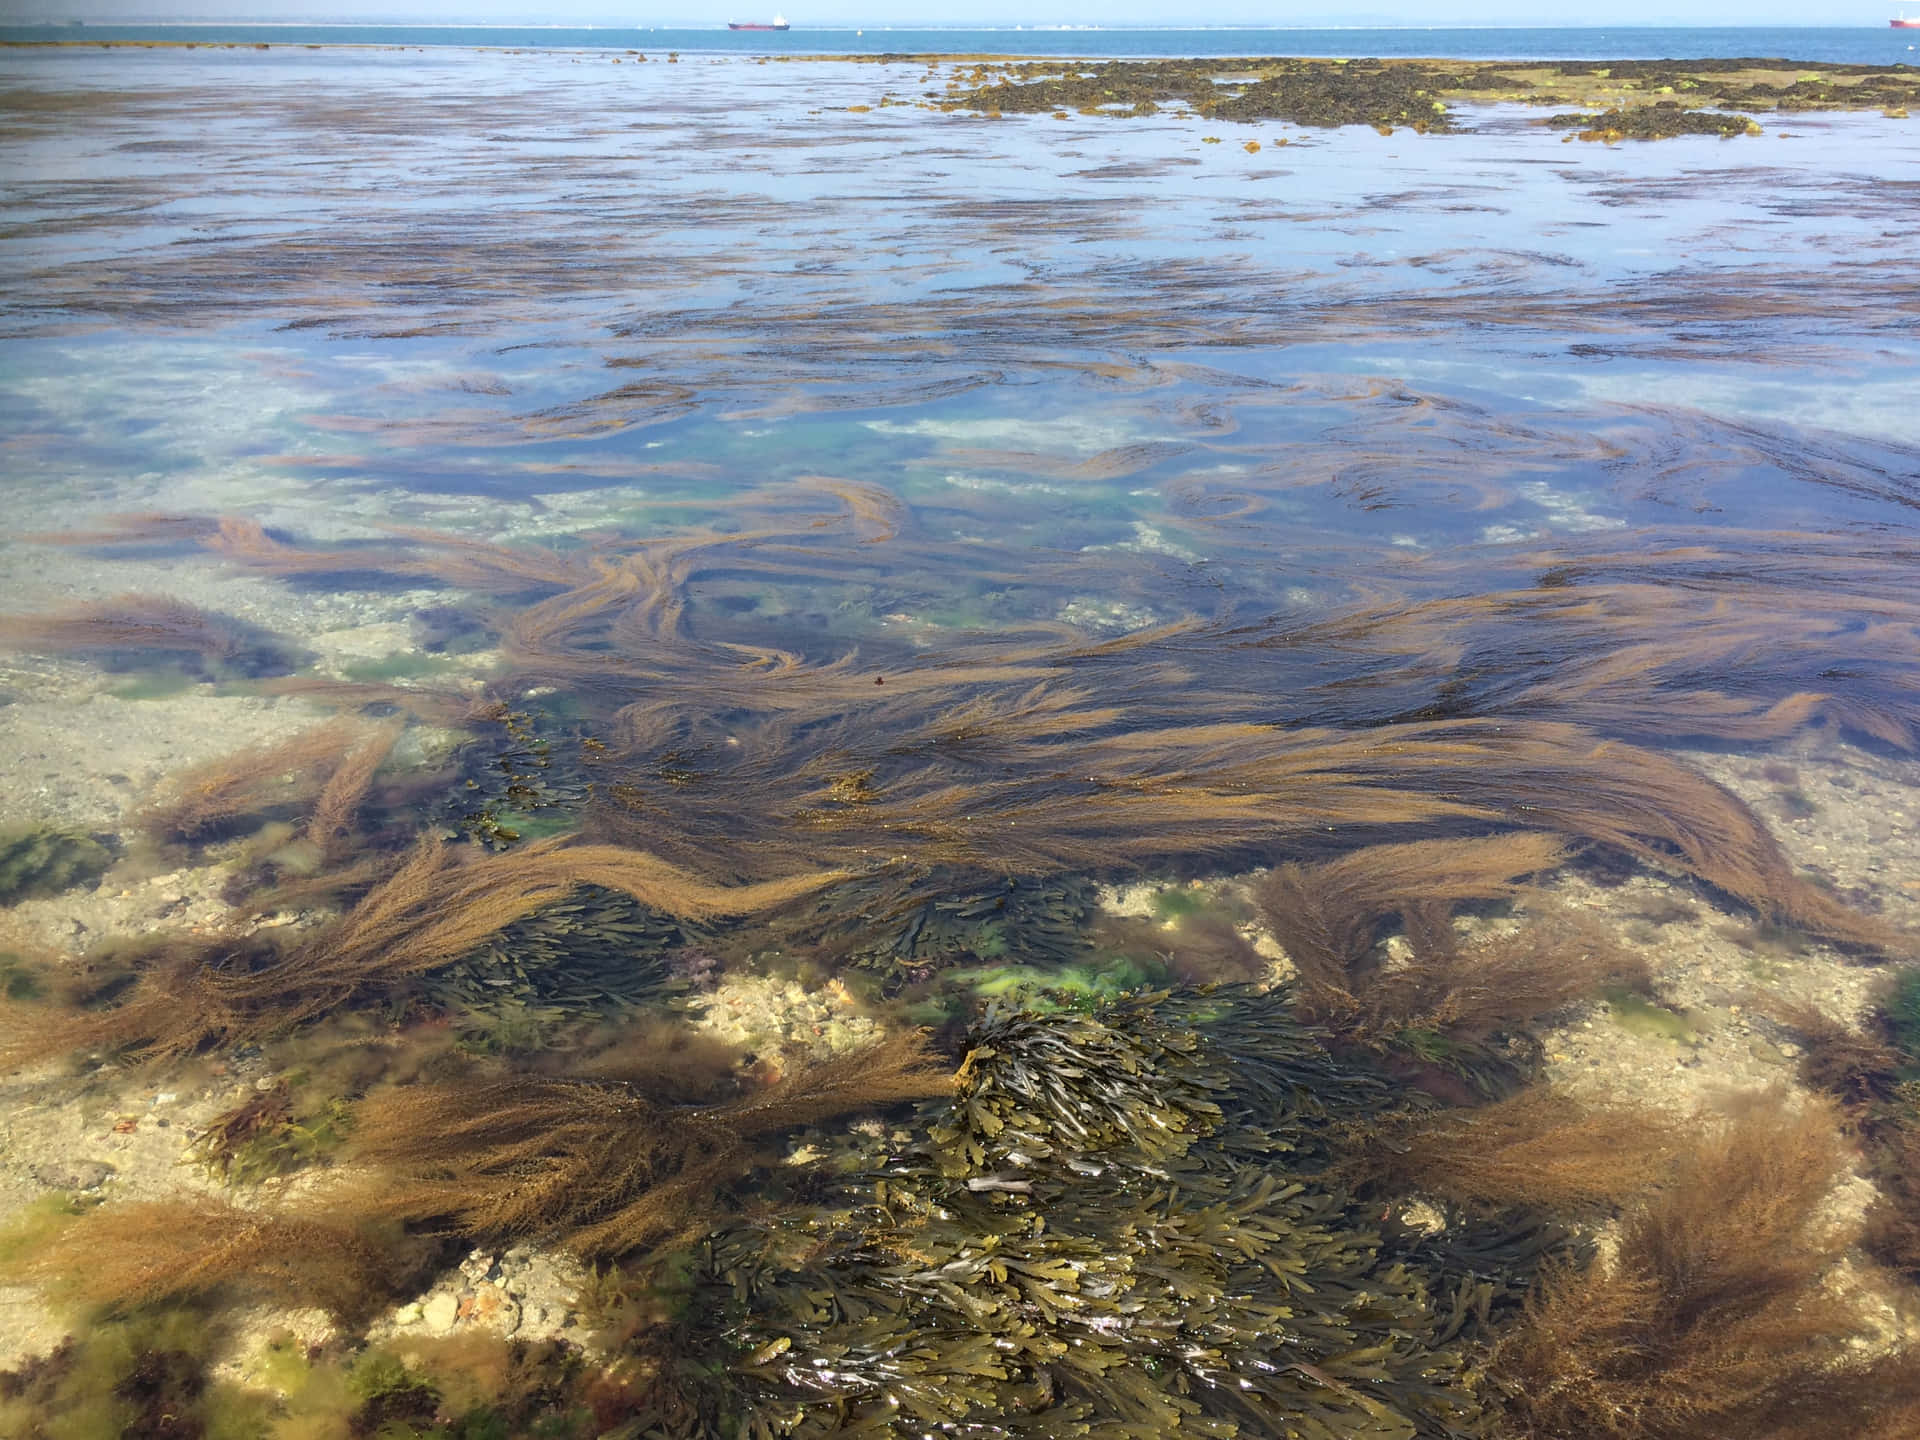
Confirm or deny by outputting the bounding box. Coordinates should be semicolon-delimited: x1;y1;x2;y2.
2;22;1918;64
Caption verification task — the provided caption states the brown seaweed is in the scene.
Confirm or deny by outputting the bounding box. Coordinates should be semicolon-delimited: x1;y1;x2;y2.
1486;1092;1911;1438
340;1029;951;1256
1;837;850;1065
1339;1089;1681;1214
0;592;308;679
13;1198;417;1324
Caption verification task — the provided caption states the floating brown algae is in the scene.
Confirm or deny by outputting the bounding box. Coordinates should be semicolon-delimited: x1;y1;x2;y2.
303;720;405;865
1770;970;1920;1283
0;592;307;680
29;507;1913;957
1338;1090;1683;1215
141;717;379;842
1252;836;1648;1092
0;837;851;1064
342;1029;951;1257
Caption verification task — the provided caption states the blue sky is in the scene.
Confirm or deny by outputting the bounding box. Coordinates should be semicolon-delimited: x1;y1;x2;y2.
0;2;1890;25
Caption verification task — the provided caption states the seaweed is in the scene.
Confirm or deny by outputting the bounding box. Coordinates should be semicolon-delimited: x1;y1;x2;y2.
441;704;597;851
1253;836;1636;1093
2;837;849;1065
779;866;1098;992
1338;1089;1681;1215
946;56;1459;131
143;718;379;843
1544;104;1758;140
0;1308;245;1440
340;1029;951;1257
0;826;111;904
11;1197;425;1325
1771;969;1920;1280
0;592;309;680
422;883;694;1043
630;987;1529;1438
187;1078;354;1186
1485;1091;1915;1438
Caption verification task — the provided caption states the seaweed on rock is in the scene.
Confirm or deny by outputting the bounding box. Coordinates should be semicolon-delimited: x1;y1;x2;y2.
776;865;1099;992
633;988;1533;1439
422;883;694;1039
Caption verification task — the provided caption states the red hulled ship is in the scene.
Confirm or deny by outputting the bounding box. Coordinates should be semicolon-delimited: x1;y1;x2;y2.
729;14;791;29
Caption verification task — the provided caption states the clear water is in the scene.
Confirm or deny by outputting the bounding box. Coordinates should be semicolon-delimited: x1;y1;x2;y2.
2;34;1919;1433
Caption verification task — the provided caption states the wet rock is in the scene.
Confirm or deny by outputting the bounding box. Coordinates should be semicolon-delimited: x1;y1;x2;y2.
421;1292;459;1336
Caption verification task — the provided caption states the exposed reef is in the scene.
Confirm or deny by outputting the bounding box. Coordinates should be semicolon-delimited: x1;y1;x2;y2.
1545;104;1759;140
934;55;1920;135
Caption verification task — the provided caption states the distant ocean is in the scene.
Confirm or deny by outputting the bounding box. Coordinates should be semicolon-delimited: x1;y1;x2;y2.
1;24;1915;66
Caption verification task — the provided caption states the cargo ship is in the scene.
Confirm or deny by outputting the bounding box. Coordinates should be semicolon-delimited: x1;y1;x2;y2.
729;14;791;28
1896;12;1920;26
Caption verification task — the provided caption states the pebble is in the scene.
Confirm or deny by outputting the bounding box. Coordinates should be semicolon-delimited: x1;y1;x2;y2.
421;1292;460;1336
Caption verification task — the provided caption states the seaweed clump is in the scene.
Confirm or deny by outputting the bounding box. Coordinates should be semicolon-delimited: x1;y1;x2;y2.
1486;1092;1920;1438
949;56;1457;131
1254;834;1639;1097
0;826;111;904
1772;968;1920;1280
633;987;1540;1438
423;883;694;1043
342;1030;953;1257
782;866;1098;992
1544;104;1758;140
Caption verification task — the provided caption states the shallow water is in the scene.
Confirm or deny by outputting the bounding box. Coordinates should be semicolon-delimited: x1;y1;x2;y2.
2;39;1919;1438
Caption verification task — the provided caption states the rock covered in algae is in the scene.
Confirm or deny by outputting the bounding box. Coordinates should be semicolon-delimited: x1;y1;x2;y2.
785;867;1098;992
0;826;111;905
646;987;1543;1437
426;883;693;1038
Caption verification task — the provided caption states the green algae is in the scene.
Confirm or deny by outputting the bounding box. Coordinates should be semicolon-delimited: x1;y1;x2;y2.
1603;987;1703;1046
188;1078;355;1187
1148;884;1207;921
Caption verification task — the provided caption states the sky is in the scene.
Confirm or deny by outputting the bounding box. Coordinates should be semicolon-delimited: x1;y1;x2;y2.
0;1;1889;26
